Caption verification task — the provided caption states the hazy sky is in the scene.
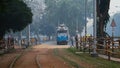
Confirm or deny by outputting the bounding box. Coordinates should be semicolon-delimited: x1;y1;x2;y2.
109;0;120;16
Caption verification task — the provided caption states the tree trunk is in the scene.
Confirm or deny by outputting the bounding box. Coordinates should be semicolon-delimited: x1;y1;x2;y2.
96;0;110;49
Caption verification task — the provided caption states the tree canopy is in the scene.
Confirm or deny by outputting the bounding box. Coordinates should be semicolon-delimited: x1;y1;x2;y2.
96;0;110;48
0;0;33;39
42;0;93;36
97;0;110;38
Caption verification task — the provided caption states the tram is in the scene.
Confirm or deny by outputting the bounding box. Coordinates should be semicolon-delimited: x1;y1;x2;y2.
56;24;69;45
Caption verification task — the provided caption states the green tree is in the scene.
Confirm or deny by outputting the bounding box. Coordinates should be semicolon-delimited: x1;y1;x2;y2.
97;0;110;48
44;0;90;35
0;0;33;39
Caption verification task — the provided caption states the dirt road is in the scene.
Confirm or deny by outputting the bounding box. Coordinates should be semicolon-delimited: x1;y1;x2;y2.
33;44;72;68
0;44;72;68
0;43;96;68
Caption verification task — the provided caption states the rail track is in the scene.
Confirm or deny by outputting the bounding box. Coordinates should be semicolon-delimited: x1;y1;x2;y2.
8;48;41;68
9;54;22;68
1;44;72;68
9;48;27;68
35;54;41;68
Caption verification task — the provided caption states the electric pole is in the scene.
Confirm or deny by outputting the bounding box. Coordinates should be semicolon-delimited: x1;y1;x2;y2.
91;0;98;57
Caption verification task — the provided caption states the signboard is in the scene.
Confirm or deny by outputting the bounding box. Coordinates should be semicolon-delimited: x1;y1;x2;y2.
111;19;116;27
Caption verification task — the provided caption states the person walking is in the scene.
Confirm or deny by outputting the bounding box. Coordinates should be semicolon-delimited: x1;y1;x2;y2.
75;34;79;49
70;36;74;47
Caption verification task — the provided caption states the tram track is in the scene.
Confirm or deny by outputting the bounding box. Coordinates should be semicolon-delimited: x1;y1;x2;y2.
8;48;28;68
9;54;22;68
1;44;72;68
8;47;42;68
35;54;41;68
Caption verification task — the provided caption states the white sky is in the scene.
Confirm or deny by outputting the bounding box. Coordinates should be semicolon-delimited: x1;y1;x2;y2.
109;0;120;16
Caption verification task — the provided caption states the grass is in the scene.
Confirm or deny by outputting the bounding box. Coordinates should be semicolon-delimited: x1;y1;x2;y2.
97;48;120;58
53;49;80;68
67;47;120;68
111;48;120;58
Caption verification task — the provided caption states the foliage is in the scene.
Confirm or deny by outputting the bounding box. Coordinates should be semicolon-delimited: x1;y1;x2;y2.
43;0;93;36
97;0;110;37
39;23;56;36
96;0;110;48
0;0;32;39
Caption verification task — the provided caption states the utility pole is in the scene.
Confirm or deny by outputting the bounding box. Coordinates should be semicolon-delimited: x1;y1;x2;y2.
91;0;98;57
76;19;78;33
84;0;87;52
27;24;30;46
20;31;22;48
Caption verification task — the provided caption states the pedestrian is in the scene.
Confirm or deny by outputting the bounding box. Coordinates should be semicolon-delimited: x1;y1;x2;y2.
75;34;79;49
70;36;74;47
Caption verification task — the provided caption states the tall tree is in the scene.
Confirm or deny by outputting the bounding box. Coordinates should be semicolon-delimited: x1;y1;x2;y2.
97;0;110;48
44;0;91;35
0;0;33;39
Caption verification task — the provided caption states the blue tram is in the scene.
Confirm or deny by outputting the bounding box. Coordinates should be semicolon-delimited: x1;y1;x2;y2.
56;24;69;45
